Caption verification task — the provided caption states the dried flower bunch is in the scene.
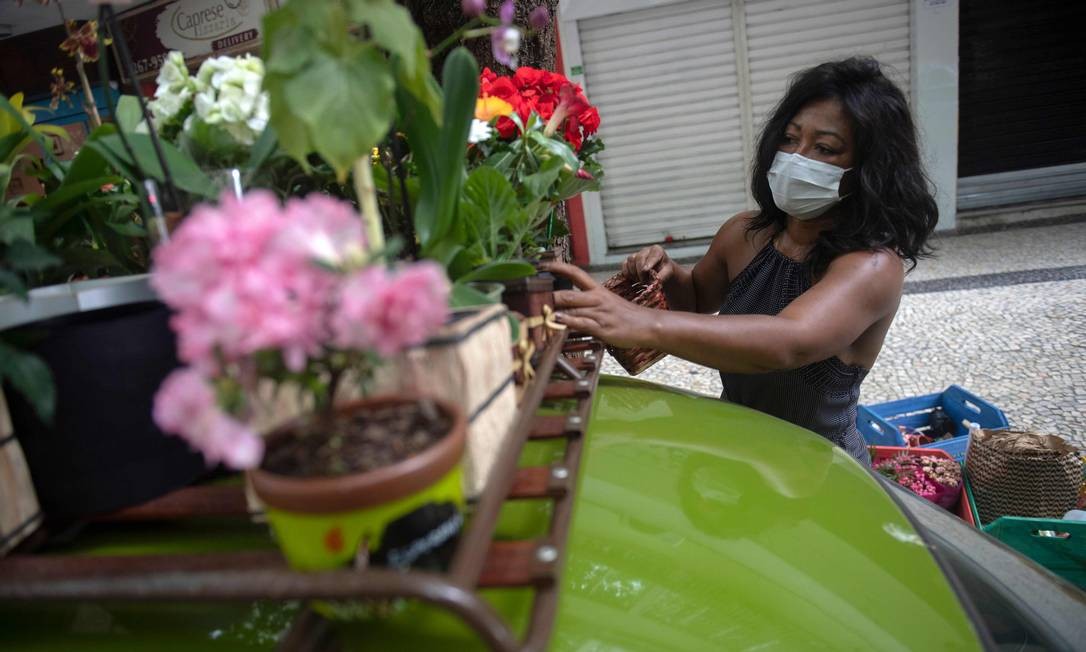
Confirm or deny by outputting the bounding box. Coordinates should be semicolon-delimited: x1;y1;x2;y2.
601;272;668;375
874;452;962;509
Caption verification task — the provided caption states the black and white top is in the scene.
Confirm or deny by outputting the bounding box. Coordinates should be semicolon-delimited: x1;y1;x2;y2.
718;241;871;464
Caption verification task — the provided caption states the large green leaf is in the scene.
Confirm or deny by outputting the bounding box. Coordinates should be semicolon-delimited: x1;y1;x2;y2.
527;130;579;170
0;339;55;425
32;177;123;214
281;45;395;180
4;239;60;271
461;166;519;256
403;47;478;256
87;133;214;198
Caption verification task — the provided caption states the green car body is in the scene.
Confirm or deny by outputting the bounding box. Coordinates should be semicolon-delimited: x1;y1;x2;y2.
0;375;1040;650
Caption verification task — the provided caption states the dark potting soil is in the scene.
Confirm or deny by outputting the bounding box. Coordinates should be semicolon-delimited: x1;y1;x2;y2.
260;401;451;478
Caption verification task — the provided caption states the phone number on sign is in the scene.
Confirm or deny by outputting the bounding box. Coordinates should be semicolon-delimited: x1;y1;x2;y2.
132;52;171;76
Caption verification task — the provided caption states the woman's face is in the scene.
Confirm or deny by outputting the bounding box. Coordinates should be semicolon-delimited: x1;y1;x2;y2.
779;98;855;169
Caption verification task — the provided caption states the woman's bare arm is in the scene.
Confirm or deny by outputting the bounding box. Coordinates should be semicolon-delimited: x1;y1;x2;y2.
546;249;903;374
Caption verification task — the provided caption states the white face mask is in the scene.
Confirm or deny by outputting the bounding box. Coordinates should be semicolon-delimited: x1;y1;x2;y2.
767;151;851;221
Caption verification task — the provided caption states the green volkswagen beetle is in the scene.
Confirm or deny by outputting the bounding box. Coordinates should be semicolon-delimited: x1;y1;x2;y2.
2;376;1084;650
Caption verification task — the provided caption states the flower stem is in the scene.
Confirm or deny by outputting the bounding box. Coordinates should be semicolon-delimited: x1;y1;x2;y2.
73;54;101;129
430;17;482;58
353;156;384;253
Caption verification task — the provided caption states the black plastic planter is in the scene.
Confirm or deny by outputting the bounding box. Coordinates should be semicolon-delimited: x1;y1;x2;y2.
4;284;205;523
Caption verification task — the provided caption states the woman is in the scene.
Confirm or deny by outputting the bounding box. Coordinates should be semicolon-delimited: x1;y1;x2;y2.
544;57;937;463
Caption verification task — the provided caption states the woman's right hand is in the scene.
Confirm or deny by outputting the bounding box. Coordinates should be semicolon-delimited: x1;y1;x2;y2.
622;245;677;284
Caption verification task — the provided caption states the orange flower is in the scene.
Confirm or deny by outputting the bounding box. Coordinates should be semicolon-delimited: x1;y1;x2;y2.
475;96;514;121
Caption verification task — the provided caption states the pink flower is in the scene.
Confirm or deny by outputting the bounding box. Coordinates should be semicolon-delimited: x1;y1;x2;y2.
151;191;365;372
153;368;216;435
332;262;450;357
153;368;265;470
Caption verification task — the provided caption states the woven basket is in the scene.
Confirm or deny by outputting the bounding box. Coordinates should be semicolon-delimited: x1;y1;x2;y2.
602;272;668;375
965;428;1082;525
0;392;42;555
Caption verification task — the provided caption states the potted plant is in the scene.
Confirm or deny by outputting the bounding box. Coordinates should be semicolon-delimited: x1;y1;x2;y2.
150;190;463;571
0;88;217;524
467;65;604;343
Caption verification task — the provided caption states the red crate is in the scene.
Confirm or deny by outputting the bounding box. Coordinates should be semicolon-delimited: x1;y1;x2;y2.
870;445;977;527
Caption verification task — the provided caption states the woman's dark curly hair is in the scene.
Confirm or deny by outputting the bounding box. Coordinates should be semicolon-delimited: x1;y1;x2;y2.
748;57;938;275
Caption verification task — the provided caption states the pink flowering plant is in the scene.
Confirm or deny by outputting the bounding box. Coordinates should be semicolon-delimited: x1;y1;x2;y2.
874;452;962;509
150;191;449;470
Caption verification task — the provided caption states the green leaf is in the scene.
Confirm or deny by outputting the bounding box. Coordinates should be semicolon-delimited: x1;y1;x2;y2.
458;260;536;283
0;339;56;425
261;2;320;75
0;215;34;244
521;155;565;200
462;166;519;255
0;131;26;165
87;133;214;198
414;48;478;252
450;281;497;308
63;127;115;186
32;177;122;215
115;95;145;133
527;130;579;170
0;269;27;298
0;93;57;170
105;220;147;237
281;45;395;180
245;124;278;177
5;239;60;271
350;0;418;70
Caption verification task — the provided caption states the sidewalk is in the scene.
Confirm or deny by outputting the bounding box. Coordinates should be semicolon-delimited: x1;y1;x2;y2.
595;220;1086;450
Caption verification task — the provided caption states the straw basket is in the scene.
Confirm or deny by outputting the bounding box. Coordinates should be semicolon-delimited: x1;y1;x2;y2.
965;428;1082;525
0;392;42;555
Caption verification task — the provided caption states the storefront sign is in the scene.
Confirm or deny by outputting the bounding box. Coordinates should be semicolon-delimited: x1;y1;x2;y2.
117;0;276;79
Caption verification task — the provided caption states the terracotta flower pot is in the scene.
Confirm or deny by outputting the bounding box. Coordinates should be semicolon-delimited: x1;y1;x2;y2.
249;396;467;571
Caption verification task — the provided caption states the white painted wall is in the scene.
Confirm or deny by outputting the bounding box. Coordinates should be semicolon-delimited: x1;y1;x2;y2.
910;0;960;231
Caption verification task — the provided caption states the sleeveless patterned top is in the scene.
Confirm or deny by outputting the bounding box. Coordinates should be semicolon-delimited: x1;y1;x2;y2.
718;242;871;464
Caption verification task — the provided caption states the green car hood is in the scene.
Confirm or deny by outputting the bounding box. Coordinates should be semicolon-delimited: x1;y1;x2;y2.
552;376;981;650
0;376;982;650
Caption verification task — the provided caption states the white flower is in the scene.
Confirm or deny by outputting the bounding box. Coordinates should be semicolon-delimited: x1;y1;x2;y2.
148;51;197;127
501;27;521;55
186;54;270;147
468;119;493;144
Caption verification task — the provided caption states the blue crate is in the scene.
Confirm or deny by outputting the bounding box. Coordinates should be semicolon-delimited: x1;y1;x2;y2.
857;385;1010;458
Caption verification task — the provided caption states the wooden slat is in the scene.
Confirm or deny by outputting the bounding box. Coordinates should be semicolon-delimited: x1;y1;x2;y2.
95;484;251;521
543;380;592;401
508;466;569;500
477;540;554;588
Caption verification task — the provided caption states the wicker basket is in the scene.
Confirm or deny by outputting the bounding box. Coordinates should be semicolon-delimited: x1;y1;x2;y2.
0;392;42;555
965;428;1082;525
602;272;668;375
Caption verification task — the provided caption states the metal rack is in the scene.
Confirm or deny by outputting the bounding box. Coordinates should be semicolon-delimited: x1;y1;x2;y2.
0;331;605;652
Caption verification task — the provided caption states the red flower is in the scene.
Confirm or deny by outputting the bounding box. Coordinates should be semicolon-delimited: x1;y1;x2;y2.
478;67;601;150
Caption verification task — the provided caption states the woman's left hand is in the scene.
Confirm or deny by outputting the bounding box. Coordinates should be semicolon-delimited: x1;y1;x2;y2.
542;262;654;349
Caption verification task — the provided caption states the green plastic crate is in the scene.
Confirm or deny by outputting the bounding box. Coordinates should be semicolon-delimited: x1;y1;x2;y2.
981;516;1086;590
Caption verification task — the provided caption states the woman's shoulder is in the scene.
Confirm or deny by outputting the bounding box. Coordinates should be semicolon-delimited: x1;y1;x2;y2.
822;248;906;291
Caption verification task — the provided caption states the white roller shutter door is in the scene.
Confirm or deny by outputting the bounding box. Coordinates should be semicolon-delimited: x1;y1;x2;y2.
745;0;911;129
569;0;911;257
579;0;748;249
